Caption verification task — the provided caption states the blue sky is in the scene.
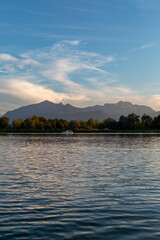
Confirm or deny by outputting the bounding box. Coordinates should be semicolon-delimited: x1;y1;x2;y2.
0;0;160;115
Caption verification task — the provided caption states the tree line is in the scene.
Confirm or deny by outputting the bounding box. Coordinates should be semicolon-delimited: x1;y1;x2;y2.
1;113;160;131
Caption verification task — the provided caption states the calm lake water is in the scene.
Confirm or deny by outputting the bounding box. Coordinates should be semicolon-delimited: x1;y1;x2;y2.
1;133;160;240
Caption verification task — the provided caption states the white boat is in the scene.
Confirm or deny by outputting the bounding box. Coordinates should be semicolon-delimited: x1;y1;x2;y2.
62;130;73;134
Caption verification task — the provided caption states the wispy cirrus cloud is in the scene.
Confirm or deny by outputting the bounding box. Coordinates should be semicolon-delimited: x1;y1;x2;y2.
0;78;87;104
10;7;57;16
64;6;102;14
138;43;155;50
131;42;155;53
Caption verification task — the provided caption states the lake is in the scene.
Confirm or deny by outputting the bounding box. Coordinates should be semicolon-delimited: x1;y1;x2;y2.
1;133;160;239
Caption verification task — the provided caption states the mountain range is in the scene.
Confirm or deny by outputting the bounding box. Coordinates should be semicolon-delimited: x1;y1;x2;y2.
3;100;160;122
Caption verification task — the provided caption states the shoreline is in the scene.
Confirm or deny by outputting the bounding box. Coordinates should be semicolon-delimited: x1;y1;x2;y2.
1;130;160;134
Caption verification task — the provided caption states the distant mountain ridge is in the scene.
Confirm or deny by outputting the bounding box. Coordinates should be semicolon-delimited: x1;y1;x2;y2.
3;100;160;122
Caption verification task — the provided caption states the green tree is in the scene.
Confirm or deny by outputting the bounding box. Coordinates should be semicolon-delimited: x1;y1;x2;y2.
79;120;87;130
21;116;39;129
87;118;95;130
60;119;68;129
141;114;152;129
118;115;127;129
29;115;40;129
69;120;80;130
152;115;160;129
103;118;117;130
39;117;50;130
12;118;22;129
56;119;65;130
0;117;9;130
21;118;29;129
125;113;139;130
136;120;144;129
94;119;100;129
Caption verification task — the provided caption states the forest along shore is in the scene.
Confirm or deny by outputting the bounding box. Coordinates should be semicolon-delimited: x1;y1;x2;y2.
1;113;160;132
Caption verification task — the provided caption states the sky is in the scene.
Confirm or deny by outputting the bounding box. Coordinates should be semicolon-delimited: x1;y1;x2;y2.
0;0;160;115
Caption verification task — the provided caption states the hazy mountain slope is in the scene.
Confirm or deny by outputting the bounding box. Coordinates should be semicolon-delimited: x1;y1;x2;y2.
85;101;156;119
3;100;109;122
3;100;158;122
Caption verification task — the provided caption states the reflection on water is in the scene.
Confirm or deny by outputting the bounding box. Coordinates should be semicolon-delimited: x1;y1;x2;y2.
1;134;160;239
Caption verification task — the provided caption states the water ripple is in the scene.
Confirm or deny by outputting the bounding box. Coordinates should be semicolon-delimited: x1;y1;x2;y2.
1;134;160;239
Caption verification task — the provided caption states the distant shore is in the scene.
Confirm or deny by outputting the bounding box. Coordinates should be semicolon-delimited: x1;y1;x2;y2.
1;113;160;133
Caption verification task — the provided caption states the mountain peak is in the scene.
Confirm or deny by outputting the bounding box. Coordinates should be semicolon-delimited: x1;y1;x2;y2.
40;100;64;106
40;100;53;104
3;100;158;122
117;101;133;106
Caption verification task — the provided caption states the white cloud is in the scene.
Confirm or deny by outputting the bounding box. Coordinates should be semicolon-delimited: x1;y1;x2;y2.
62;40;81;45
17;58;41;69
41;58;83;93
106;56;114;63
0;40;159;114
0;78;88;105
0;54;17;62
138;43;155;50
131;43;155;53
